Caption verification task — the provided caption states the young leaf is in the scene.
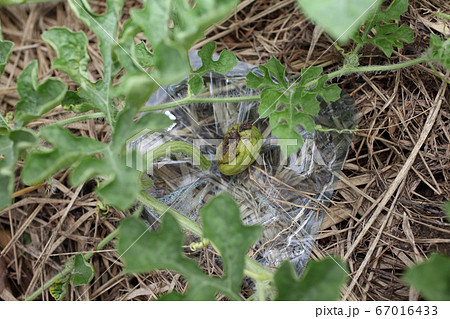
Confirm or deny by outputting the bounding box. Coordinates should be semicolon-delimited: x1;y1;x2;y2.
187;42;238;95
49;277;70;301
373;0;408;23
275;257;348;300
428;34;450;70
403;253;450;301
367;23;414;57
131;0;239;83
188;75;204;95
117;192;261;300
41;27;90;84
132;0;239;51
72;254;94;287
134;42;154;68
356;0;413;58
0;38;13;76
195;41;238;75
22;125;106;185
14;60;67;128
0;129;37;210
62;90;97;114
296;0;381;42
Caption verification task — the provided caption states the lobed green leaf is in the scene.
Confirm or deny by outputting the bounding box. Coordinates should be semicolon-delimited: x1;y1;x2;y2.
131;0;239;84
354;0;413;58
196;41;238;75
22;125;106;185
68;108;171;209
246;57;288;90
275;257;348;300
114;73;159;109
70;154;141;210
68;0;125;124
42;27;90;84
111;110;172;153
61;90;97;114
187;42;237;95
403;253;450;301
117;192;261;300
252;62;341;157
117;214;217;300
258;88;286;118
295;69;341;115
0;129;37;210
201;193;262;295
269;116;308;157
14;61;67;128
373;0;409;23
367;23;414;57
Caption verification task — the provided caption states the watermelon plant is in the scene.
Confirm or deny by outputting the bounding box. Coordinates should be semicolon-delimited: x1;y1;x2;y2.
0;0;448;300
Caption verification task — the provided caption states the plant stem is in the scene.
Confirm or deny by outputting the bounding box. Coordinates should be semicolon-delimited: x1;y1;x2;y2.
25;228;119;301
25;267;72;301
140;95;261;112
148;141;211;171
353;12;377;57
54;112;104;126
256;280;266;301
137;191;274;282
51;58;430;129
53;96;261;127
84;228;119;261
428;63;450;85
137;192;203;235
306;56;430;88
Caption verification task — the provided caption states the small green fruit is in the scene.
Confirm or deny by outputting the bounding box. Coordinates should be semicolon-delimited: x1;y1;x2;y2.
216;122;263;176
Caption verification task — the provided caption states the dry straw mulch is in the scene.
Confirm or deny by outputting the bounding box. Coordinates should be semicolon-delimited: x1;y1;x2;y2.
0;0;449;301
